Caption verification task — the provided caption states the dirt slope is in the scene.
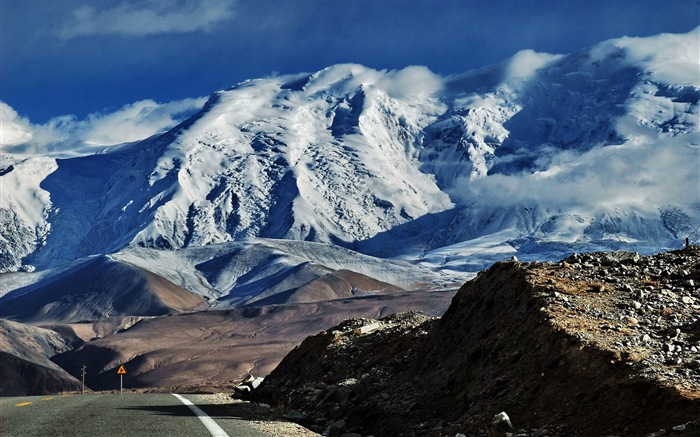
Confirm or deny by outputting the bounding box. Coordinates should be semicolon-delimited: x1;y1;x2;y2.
253;247;700;436
245;268;404;306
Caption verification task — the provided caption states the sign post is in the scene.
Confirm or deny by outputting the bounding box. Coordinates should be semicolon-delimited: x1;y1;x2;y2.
81;365;87;395
116;364;127;394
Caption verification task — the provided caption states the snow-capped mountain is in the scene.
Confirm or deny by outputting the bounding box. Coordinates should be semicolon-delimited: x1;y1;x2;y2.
1;29;698;282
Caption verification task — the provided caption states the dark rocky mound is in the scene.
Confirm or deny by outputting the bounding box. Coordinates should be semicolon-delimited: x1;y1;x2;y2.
252;246;700;436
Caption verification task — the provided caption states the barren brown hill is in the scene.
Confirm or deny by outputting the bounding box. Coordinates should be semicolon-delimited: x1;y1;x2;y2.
0;319;83;396
42;316;149;344
50;290;454;392
253;247;700;436
247;269;404;306
0;352;83;396
0;256;208;323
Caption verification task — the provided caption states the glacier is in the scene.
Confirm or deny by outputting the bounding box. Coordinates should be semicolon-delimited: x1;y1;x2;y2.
1;29;698;299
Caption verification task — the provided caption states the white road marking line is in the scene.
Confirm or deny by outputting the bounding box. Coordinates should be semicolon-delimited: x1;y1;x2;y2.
172;393;230;437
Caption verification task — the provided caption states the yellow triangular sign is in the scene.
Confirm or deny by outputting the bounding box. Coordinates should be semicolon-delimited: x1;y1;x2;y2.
116;364;127;375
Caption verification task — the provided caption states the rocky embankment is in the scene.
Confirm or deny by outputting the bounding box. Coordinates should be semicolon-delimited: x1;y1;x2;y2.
251;246;700;436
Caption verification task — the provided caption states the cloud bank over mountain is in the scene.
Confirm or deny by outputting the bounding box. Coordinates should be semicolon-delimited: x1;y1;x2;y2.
1;97;207;156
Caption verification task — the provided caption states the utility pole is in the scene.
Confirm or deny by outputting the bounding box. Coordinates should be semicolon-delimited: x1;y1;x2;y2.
81;365;87;395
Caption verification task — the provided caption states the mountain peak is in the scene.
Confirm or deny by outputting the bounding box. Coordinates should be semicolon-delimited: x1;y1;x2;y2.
1;29;698;276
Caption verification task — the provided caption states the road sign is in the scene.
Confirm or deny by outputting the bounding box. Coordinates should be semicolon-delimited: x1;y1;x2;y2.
117;364;127;394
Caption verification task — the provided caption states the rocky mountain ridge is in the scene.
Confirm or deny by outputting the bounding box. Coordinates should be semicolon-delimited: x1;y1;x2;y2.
252;246;700;436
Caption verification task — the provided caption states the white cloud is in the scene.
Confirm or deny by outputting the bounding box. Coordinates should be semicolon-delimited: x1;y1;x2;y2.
305;64;445;101
504;50;562;82
79;97;208;145
0;103;34;146
1;97;208;156
381;66;445;98
57;0;236;39
610;26;700;87
464;138;699;217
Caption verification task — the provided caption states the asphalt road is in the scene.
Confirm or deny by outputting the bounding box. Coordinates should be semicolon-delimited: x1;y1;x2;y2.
0;393;269;437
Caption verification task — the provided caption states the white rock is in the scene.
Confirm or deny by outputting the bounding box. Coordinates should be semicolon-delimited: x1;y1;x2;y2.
491;411;513;434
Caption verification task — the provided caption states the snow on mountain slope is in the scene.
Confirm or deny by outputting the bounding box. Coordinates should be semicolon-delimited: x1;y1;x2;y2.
136;64;452;249
110;239;456;305
0;156;57;272
0;29;698;279
0;239;453;321
406;29;700;265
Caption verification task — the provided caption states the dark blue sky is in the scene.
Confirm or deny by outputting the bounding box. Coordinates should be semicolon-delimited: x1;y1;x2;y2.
1;0;698;123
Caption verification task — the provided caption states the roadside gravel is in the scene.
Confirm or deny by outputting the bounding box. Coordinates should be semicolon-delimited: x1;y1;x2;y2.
193;394;320;437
